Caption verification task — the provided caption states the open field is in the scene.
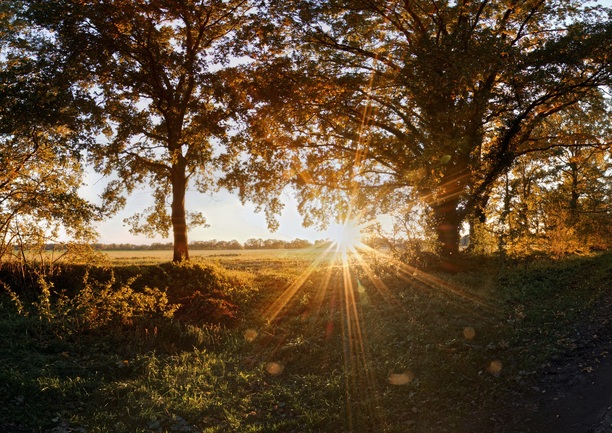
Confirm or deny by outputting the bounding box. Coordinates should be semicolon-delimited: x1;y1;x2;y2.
1;251;611;432
3;248;331;267
99;248;329;265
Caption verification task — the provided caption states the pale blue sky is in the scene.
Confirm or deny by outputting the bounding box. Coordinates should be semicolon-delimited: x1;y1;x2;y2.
81;171;328;244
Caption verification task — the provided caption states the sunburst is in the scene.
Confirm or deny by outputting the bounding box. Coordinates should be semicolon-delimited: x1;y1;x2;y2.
326;218;368;256
249;220;497;431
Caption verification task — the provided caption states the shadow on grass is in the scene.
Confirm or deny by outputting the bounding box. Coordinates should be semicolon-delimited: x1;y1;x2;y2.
0;252;610;432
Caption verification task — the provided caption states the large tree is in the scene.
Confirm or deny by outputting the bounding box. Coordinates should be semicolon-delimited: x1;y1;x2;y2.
229;0;612;259
24;0;263;261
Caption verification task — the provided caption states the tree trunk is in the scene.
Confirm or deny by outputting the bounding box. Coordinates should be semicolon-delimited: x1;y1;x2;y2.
431;161;468;265
433;197;462;259
569;161;579;224
430;191;465;272
171;164;189;262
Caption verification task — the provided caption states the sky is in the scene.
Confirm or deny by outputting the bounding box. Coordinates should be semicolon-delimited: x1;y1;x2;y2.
81;170;330;245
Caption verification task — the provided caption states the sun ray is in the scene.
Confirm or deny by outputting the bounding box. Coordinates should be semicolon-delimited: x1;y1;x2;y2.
263;242;337;324
354;242;500;314
338;252;386;430
251;206;501;431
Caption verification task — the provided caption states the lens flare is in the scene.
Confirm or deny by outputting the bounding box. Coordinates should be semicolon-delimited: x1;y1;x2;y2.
488;360;503;376
244;329;258;342
388;371;415;386
463;327;476;340
265;362;284;376
327;219;365;255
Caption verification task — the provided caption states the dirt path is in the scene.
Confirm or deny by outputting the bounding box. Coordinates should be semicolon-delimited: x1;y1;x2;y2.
530;354;612;432
508;288;612;433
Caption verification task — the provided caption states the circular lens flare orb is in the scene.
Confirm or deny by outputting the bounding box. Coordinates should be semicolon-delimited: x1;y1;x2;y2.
327;219;364;254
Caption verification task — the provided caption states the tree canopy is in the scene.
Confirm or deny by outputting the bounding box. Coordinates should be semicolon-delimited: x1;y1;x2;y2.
228;0;612;259
485;99;612;257
0;1;102;258
3;0;611;262
21;0;267;261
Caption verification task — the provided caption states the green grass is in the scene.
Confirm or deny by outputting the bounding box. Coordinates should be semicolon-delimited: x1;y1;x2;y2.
0;251;610;432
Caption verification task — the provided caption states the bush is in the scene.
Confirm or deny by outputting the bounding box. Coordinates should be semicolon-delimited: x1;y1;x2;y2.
1;260;257;331
71;272;177;330
27;271;177;334
136;261;256;326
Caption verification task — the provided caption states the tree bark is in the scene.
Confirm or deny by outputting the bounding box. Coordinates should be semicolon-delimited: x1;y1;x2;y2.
171;163;189;262
431;158;469;265
569;160;579;224
433;196;462;259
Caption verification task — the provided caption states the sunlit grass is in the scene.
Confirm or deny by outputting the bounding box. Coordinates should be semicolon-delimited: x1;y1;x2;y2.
1;252;610;432
242;216;501;430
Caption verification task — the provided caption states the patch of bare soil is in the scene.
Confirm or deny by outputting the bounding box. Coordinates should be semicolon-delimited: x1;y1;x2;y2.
498;287;612;433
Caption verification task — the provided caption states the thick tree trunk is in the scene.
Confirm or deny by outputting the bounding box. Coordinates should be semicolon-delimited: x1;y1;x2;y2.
433;197;462;259
171;165;189;262
431;158;468;265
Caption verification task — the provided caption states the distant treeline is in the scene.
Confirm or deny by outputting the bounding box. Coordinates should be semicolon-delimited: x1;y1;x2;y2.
89;238;326;251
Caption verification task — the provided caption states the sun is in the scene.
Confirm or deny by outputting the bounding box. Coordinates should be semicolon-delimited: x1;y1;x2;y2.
326;219;365;254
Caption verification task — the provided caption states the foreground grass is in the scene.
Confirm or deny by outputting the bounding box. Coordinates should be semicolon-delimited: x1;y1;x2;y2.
0;252;610;432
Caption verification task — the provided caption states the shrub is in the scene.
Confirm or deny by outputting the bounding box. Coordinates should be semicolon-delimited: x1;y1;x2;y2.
137;261;256;326
70;271;177;331
4;270;176;334
2;259;257;331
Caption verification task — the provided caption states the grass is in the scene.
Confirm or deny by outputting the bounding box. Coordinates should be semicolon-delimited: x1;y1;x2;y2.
98;249;330;266
0;251;610;432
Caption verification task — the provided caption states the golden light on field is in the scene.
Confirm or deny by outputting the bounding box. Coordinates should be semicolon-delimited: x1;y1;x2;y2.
249;222;499;430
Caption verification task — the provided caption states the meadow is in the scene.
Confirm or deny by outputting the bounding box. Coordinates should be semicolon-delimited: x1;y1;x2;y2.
100;248;329;265
1;249;610;432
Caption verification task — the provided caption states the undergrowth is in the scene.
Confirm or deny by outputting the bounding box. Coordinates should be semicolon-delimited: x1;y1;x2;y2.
0;252;610;432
